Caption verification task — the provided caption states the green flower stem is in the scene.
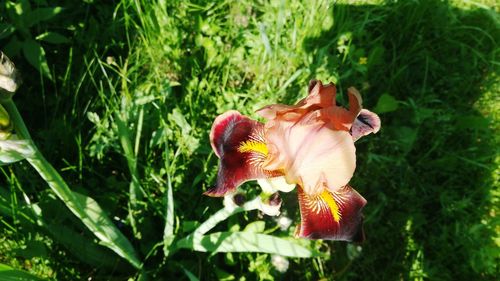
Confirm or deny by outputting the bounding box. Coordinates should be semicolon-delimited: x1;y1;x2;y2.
173;197;260;251
3;100;141;269
195;198;260;236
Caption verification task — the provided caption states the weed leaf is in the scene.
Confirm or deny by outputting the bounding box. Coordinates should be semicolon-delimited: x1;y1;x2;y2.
374;93;399;114
0;23;15;40
22;39;52;80
36;32;69;44
25;7;64;28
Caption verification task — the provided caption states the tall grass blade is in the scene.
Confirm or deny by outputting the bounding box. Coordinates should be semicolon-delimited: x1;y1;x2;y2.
163;173;175;257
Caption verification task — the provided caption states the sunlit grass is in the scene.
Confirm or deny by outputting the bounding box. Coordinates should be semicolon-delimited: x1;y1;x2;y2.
0;0;498;280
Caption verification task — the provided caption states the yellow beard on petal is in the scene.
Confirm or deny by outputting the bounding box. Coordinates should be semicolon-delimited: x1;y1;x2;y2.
302;187;341;223
238;140;268;156
319;190;341;222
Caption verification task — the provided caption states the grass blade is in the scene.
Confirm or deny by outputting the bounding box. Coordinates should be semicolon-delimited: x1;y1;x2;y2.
163;173;175;257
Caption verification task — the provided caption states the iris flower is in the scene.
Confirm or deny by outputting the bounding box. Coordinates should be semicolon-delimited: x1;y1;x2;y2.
205;80;380;241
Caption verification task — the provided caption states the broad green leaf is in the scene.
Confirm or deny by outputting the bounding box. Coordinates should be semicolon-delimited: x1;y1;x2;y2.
187;232;319;258
0;263;43;281
4;36;22;57
169;108;192;134
71;191;141;268
181;220;200;233
456;115;490;130
25;7;64;27
45;223;121;268
182;267;200;281
0;24;15;40
168;108;199;154
374;93;399;114
13;240;47;259
36;31;69;44
243;221;266;233
22;39;52;80
394;126;418;154
0;139;36;165
215;268;236;281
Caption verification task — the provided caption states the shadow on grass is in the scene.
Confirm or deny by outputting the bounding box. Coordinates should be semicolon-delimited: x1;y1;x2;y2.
303;1;498;280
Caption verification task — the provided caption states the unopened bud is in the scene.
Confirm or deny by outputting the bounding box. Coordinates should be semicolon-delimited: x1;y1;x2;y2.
258;192;282;217
271;255;289;273
0;51;21;99
232;193;246;206
268;192;282;206
0;104;12;140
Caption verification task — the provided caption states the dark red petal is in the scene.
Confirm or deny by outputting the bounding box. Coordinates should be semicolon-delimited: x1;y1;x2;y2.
351;109;381;142
295;185;367;242
206;111;266;197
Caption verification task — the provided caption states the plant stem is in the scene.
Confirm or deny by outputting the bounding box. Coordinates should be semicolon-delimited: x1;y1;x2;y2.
172;197;260;252
195;198;260;236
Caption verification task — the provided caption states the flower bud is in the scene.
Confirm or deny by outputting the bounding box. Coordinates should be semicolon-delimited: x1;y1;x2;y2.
271;255;289;273
0;104;12;140
0;51;21;99
258;192;282;216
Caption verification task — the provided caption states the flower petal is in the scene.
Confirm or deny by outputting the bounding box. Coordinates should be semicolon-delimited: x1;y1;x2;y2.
295;185;366;242
258;192;282;216
206;111;269;197
257;176;296;194
351;109;381;142
263;119;356;195
256;80;336;121
318;87;363;131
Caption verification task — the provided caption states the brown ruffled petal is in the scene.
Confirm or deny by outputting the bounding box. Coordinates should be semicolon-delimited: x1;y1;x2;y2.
295;185;366;242
206;111;268;196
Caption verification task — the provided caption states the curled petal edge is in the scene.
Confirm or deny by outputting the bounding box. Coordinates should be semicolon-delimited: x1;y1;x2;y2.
256;80;336;121
351;109;381;142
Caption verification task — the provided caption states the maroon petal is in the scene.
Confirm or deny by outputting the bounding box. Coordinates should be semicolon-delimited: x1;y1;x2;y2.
295;185;367;242
351;109;381;142
206;111;267;197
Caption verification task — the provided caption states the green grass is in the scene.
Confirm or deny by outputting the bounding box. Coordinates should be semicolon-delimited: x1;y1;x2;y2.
1;0;499;280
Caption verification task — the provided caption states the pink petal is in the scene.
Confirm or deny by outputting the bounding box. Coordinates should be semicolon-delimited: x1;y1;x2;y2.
263;118;356;195
206;111;268;197
295;185;367;242
351;109;381;142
